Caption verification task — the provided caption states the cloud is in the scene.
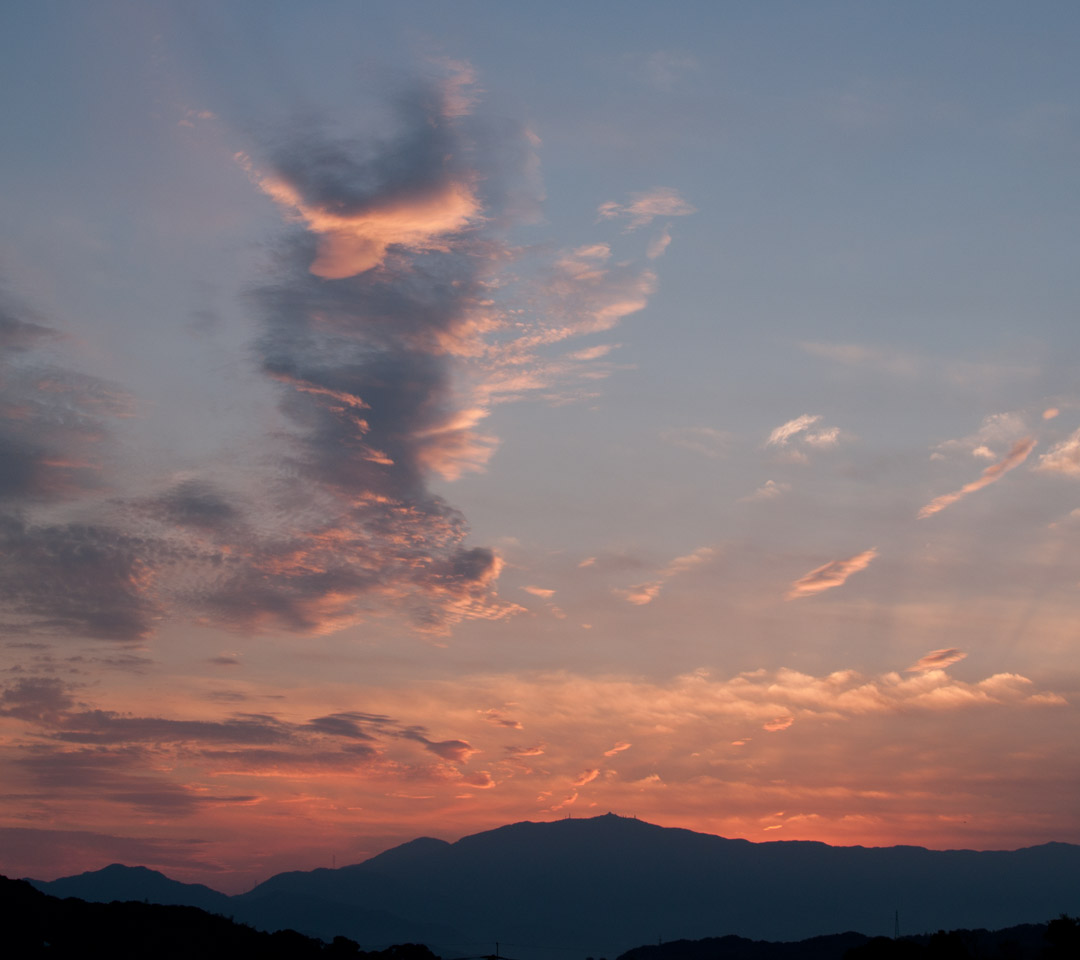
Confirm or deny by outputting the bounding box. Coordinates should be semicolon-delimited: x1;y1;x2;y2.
767;414;822;447
1036;428;1080;477
616;546;715;606
646;226;673;259
603;741;632;757
0;66;674;644
572;768;600;787
762;716;794;732
918;437;1036;518
786;547;878;600
0;514;162;641
908;648;967;673
763;414;844;462
932;412;1028;461
521;585;556;599
597;187;696;231
800;341;1038;386
481;709;523;730
740;480;790;502
239;76;483;280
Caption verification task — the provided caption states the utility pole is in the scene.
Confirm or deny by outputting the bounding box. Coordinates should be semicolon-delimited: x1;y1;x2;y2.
894;910;900;939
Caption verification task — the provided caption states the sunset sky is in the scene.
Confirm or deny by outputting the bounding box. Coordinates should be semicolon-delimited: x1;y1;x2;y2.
2;1;1079;893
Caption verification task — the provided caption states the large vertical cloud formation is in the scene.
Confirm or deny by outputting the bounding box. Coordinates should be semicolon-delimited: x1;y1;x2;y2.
202;73;516;634
0;66;666;642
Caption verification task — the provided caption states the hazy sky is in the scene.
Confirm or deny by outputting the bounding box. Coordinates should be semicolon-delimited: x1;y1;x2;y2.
2;0;1079;892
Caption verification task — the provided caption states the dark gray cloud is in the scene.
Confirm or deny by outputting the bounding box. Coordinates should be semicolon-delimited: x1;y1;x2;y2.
0;677;75;723
149;480;244;533
0;293;57;352
52;710;293;746
0;514;162;641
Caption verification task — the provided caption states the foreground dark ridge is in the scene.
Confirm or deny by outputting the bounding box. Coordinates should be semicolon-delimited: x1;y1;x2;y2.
4;874;1079;960
1;874;437;959
24;814;1080;960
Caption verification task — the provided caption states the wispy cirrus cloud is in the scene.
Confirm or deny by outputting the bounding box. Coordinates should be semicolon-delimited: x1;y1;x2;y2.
596;186;696;230
764;414;843;462
616;546;715;606
918;437;1036;518
799;341;1039;386
786;547;878;600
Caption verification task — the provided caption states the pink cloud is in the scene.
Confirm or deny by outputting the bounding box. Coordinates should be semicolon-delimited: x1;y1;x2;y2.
907;649;967;673
786;548;878;600
1036;429;1080;477
918;437;1036;518
597;187;697;230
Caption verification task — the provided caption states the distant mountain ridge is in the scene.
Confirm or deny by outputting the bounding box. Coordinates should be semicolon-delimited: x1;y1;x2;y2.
25;814;1080;960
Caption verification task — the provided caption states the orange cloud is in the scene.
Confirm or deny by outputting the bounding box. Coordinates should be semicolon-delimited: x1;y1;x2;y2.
242;157;482;280
572;768;600;787
907;649;967;673
616;546;715;606
918;436;1036;518
522;585;556;599
786;548;878;600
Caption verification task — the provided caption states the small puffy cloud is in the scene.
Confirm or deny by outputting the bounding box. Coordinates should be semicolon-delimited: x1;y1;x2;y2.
918;437;1036;518
603;741;632;757
765;414;844;459
522;585;556;599
763;716;794;732
1043;408;1061;420
741;480;790;503
908;649;967;673
597;187;696;231
767;414;822;447
786;547;878;600
1036;429;1080;477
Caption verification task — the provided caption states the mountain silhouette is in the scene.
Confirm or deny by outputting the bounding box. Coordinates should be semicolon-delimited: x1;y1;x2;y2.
26;814;1080;960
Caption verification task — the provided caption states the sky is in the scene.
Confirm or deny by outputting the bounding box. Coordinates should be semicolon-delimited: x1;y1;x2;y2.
1;0;1079;893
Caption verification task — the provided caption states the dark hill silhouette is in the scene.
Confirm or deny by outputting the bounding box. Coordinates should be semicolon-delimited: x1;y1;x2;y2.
5;872;1076;960
31;862;232;914
0;872;441;959
25;814;1080;960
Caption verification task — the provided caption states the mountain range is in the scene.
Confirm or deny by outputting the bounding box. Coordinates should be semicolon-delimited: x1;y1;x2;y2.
25;814;1080;960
